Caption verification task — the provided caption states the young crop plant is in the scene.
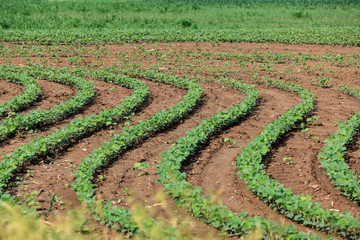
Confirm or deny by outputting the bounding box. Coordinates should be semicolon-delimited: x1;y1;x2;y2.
318;84;360;204
224;138;236;148
0;66;42;117
310;77;332;88
72;70;203;236
282;157;294;165
133;162;150;176
0;68;149;202
133;162;150;170
0;65;96;141
235;77;360;239
1;10;360;239
1;28;360;46
157;77;324;239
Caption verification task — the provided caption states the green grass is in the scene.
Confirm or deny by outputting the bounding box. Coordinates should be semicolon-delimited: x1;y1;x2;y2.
150;0;360;5
1;0;359;30
0;0;359;45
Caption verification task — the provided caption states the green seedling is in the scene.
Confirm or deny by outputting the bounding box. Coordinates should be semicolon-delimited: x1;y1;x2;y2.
224;138;237;148
134;162;150;176
133;162;149;170
282;157;294;165
300;127;312;138
311;135;320;143
310;77;331;88
306;115;320;126
45;194;64;219
25;170;35;178
22;191;40;210
123;187;130;196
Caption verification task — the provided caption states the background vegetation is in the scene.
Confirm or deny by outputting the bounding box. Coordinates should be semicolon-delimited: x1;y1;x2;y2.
0;0;359;45
1;0;359;30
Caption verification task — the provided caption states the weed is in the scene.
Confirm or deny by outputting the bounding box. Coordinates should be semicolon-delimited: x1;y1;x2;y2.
224;138;236;148
282;157;294;165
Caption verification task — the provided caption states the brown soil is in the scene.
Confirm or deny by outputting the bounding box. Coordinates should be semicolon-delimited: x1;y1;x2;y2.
10;79;187;207
0;80;24;104
20;79;75;114
0;80;25;121
0;79;132;152
0;79;74;123
1;42;360;239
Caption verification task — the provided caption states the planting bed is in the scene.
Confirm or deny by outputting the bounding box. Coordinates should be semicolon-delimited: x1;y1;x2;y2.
1;42;360;239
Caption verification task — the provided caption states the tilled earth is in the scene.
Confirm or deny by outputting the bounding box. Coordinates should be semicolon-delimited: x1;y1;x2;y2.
1;42;360;239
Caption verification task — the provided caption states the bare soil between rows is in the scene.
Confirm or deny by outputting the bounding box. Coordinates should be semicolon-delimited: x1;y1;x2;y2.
1;42;360;239
0;80;24;104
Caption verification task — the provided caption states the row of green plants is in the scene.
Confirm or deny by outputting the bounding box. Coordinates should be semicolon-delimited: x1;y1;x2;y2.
0;68;149;198
235;77;360;239
1;44;358;69
1;28;359;46
0;67;41;117
196;50;360;68
102;66;360;238
0;62;358;239
157;76;327;239
122;49;360;238
46;47;357;235
317;84;360;204
69;67;322;239
71;70;203;236
0;65;95;141
0;65;204;237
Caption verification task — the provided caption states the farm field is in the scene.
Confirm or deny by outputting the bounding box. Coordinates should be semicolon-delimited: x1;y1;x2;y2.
1;0;360;239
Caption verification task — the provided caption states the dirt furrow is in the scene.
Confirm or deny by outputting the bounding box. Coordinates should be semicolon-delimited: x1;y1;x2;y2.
183;85;333;237
0;80;24;104
0;79;132;153
2;42;360;239
266;85;360;216
94;82;244;238
20;79;75;114
0;79;75;134
8;79;186;217
0;80;26;122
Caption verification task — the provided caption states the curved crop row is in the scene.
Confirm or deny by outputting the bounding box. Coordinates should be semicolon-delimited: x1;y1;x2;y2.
317;84;360;204
72;71;203;235
236;77;360;239
157;77;325;239
0;66;42;117
0;68;149;196
0;65;95;141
